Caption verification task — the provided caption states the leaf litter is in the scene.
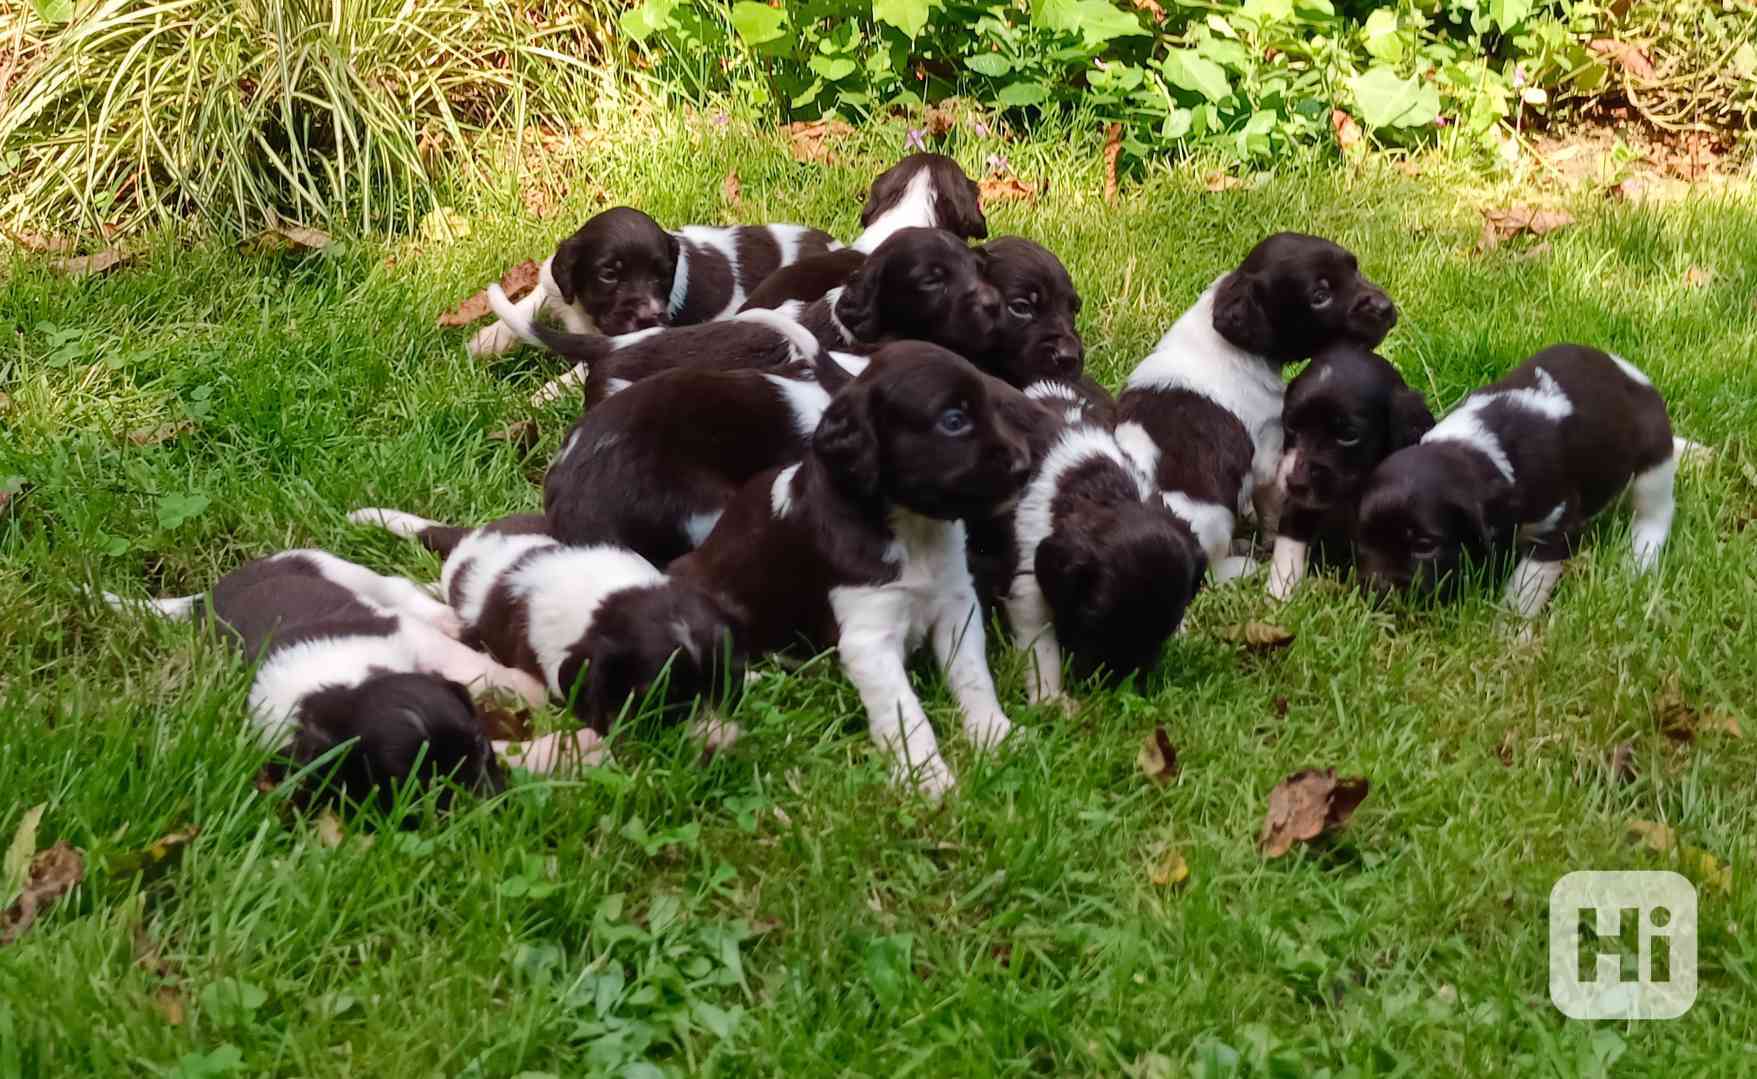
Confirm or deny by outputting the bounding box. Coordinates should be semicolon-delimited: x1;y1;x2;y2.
1259;768;1370;858
1136;726;1179;784
437;259;542;328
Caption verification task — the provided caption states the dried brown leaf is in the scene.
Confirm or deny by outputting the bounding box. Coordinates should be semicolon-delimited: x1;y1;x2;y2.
1331;109;1363;156
1131;0;1166;22
1684;266;1714;289
2;229;75;254
1477;206;1575;252
48;247;131;278
1588;39;1656;81
153;987;186;1026
1258;768;1369;858
1103;122;1122;204
1;841;85;945
487;418;541;456
106;827;199;880
476;700;535;742
437;259;543;328
126;420;195;447
978;174;1038;204
1627;820;1733;892
1654;674;1702;742
1628;818;1676;851
1607;741;1638;784
1217;622;1295;652
1150;847;1189;887
1136;725;1179;785
1272;696;1289;718
923;101;959;137
722;170;742;207
1203;171;1245;192
785;119;855;165
315;811;345;849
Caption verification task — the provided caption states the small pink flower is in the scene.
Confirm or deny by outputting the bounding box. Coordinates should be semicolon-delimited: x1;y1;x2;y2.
1434;114;1453;127
905;128;927;151
972;120;990;138
712;111;730;128
1512;64;1526;88
985;152;1011;175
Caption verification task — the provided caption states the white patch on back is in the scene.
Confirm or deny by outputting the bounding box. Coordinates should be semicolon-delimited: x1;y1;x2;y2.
1424;365;1573;484
684;511;722;548
829;351;868;379
1610;353;1652;387
1012;427;1151;569
666;239;690;317
770;463;802;518
853;168;938;254
1123;280;1287;444
1160;492;1235;568
610;327;664;351
443;531;558;625
507;546;667;695
1112;420;1161;479
247;630;419;746
763;374;832;437
675;227;745;318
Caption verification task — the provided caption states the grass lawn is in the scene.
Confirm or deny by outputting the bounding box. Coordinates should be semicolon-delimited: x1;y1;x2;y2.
4;115;1757;1076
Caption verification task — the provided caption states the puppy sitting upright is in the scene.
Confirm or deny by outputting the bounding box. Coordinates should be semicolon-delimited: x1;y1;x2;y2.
1115;233;1397;578
1266;342;1435;599
1353;345;1677;618
467;207;837;358
105;551;547;814
667;342;1037;799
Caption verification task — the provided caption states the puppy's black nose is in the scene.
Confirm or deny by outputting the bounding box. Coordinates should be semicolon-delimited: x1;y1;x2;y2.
1048;338;1084;376
1355;291;1396;326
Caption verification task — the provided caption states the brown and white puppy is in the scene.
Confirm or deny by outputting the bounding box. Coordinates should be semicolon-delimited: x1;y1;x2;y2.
666;342;1037;799
1353;345;1677;618
739;153;988;312
467;207;837;357
1265;342;1435;599
346;511;745;743
1114;233;1397;580
104;551;549;814
505;229;998;407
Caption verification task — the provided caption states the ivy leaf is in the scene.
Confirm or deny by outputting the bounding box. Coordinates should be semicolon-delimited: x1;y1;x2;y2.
1361;9;1402;63
966;52;1012;77
1034;0;1147;45
619;0;677;41
730;1;787;46
997;81;1049;107
808;55;857;81
1349;65;1440;129
156;492;210;531
31;0;75;24
873;0;930;38
1162;48;1231;103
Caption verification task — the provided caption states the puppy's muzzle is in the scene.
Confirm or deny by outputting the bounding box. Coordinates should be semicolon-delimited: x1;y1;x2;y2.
1350;285;1397;341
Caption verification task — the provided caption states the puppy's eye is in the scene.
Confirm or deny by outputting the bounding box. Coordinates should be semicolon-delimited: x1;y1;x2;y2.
1310;281;1333;309
1410;536;1440;559
1007;298;1034;318
598;265;620;284
922;267;946;287
936;407;972;436
1336;435;1361;448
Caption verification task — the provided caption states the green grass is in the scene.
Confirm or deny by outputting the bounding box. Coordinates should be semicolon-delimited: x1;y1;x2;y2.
4;114;1757;1076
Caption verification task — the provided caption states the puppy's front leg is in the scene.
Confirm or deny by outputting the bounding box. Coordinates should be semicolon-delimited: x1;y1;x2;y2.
833;594;953;799
1504;556;1565;619
932;593;1013;750
1003;580;1064;706
1266;536;1309;601
405;620;549;708
530;364;589;407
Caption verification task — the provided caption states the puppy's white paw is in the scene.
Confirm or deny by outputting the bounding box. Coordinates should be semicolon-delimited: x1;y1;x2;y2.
1212;555;1258;584
497;729;610;774
895;754;956;803
964;710;1014;750
347;507;432;537
689;714;743;756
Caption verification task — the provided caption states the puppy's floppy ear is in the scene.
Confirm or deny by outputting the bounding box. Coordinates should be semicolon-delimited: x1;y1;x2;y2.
1447;496;1492;557
834;264;884;341
813;382;882;499
937;178;989;240
1387;387;1436;450
1212;270;1274;355
1033;526;1101;621
550;231;592;305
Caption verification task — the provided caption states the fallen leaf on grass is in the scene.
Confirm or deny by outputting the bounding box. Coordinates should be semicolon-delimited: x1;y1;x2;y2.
1258;768;1369;858
785;119;855;165
1588;39;1656;81
105;827;199;880
1684;266;1714;289
487;418;541;457
1607;741;1638;784
476;699;535;742
1150;847;1189;888
1628;819;1733;892
1;841;85;945
244;220;332;255
1654;674;1742;742
1477;206;1575;252
978;174;1038;204
1103;122;1122;204
1136;726;1179;784
1331;109;1363;157
153;987;186;1026
48;246;132;277
1203;171;1244;192
923;101;959;137
315;811;345;850
1131;0;1166;22
1272;696;1289;718
1;229;75;254
419;207;471;243
436;259;542;328
1217;622;1295;652
722;170;742;207
126;420;195;447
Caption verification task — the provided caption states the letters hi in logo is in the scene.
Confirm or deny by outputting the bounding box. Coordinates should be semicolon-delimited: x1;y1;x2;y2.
1549;871;1697;1020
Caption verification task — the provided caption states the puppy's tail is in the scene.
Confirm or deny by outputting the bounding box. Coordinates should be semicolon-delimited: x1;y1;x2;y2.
347;507;473;557
732;307;861;393
486;282;615;367
100;590;203;620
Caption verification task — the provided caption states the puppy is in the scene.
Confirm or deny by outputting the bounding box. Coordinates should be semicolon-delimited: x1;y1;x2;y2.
510;228;998;406
1114;233;1397;579
1353;345;1677;617
541;343;864;567
969;418;1205;704
739;153;988;312
467;207;837;357
971;236;1086;388
665;342;1037;798
347;511;745;741
104;551;551;813
1265;342;1436;599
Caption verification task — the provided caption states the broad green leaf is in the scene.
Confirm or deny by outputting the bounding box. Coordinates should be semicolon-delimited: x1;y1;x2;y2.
1238;0;1291;25
966;52;1012;77
1349;65;1439;129
31;0;74;24
1361;9;1402;63
1734;42;1757;78
1034;0;1147;45
864;933;914;1007
156;492;209;531
873;0;931;38
1162;107;1192;139
692;1001;740;1039
996;81;1049;107
1197;37;1251;73
1162;49;1231;103
1490;0;1532;30
789;78;824;107
1205;13;1236;38
1293;0;1333;17
730;1;787;46
808;55;857;81
3;805;44;908
619;0;676;41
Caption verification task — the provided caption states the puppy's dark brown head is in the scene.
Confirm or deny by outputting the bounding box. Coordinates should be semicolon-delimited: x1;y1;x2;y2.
973;236;1084;387
285;672;504;818
812;341;1036;520
1354;445;1503;600
551;207;678;336
861;154;988;240
558;583;745;735
1280;343;1434;538
1034;501;1204;681
1212;232;1397;364
834;228;1000;355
